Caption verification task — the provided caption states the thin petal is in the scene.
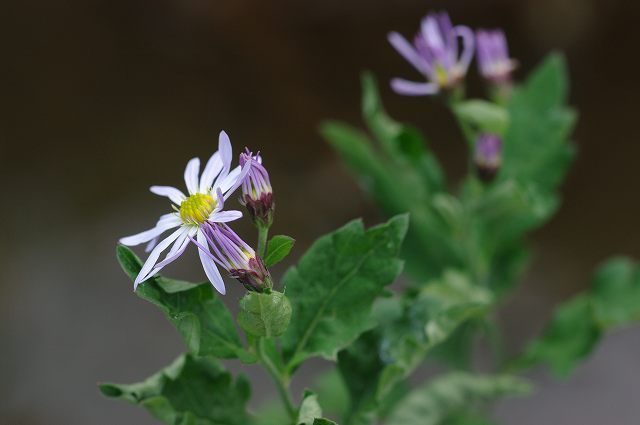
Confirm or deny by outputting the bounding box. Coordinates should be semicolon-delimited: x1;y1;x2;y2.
215;131;233;185
388;32;429;74
220;161;252;200
150;186;186;205
197;230;226;294
454;25;475;74
134;227;184;288
155;227;194;268
120;215;181;246
199;152;223;193
390;78;439;96
145;237;158;253
209;210;243;223
184;157;200;195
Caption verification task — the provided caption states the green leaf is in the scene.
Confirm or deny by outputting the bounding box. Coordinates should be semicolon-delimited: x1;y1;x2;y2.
591;257;640;327
385;373;532;425
513;257;640;376
313;419;338;425
116;245;255;362
513;295;601;376
322;74;450;283
100;354;251;425
453;100;509;136
265;235;296;267
337;272;493;425
280;215;408;370
501;52;577;193
237;291;292;337
298;390;323;425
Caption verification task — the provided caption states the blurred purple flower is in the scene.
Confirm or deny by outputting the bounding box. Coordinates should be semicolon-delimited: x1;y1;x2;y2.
388;11;474;96
198;222;272;293
474;133;502;181
119;130;251;294
239;149;274;227
476;29;517;83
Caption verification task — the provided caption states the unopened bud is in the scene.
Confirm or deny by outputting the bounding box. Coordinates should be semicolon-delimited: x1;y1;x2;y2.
474;134;502;182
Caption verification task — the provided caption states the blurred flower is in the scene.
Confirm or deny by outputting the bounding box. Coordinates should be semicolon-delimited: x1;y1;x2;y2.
388;11;474;96
239;149;274;228
476;29;517;84
119;131;251;294
199;222;272;293
474;133;502;181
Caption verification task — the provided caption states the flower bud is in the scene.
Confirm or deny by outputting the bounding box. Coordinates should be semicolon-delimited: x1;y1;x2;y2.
237;291;292;337
239;149;274;228
474;134;502;182
476;29;517;86
201;222;273;292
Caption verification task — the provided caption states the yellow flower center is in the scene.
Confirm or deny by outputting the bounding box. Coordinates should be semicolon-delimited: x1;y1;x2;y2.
434;64;449;87
179;193;216;225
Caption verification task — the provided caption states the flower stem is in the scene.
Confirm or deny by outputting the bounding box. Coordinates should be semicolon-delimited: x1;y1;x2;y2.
257;225;269;258
255;337;296;421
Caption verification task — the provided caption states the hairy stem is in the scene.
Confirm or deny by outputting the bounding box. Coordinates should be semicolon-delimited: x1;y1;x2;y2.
255;337;296;421
257;226;269;258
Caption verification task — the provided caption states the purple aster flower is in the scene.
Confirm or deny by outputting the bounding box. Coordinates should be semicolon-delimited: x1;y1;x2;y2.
197;222;273;293
388;11;474;96
474;133;502;181
476;29;517;84
119;130;251;294
239;149;274;228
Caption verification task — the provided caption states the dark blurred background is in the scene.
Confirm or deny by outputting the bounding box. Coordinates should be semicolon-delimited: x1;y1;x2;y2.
2;0;640;424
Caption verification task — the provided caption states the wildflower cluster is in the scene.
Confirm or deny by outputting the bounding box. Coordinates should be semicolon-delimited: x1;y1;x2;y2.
388;11;517;181
120;131;276;294
388;11;516;96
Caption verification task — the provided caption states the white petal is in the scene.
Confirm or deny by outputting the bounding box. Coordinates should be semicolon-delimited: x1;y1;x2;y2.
221;161;251;200
219;131;232;174
197;230;226;294
209;210;243;223
150;186;186;205
199;151;223;193
134;227;184;288
120;215;181;246
184;157;200;195
216;165;242;194
154;227;193;268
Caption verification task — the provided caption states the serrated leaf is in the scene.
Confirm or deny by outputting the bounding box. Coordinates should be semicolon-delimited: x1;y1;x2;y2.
385;373;531;425
501;52;576;193
100;354;251;425
280;215;408;370
116;245;255;362
265;235;295;267
337;272;492;425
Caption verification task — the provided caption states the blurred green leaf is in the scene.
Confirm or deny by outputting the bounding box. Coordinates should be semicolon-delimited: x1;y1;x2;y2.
501;53;576;193
265;235;295;267
453;100;509;136
513;257;640;376
116;245;255;362
385;373;531;425
280;215;408;370
100;354;251;425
